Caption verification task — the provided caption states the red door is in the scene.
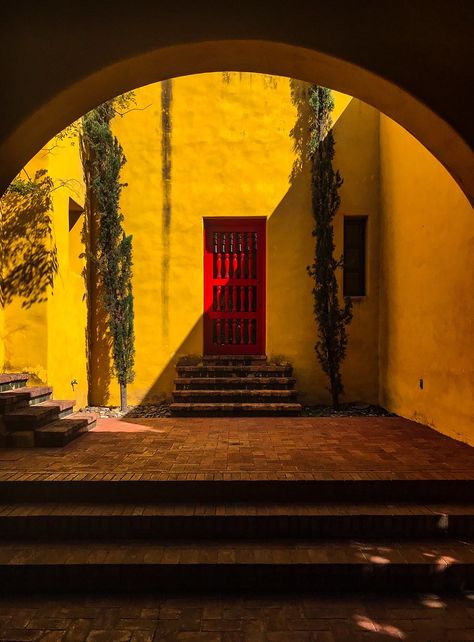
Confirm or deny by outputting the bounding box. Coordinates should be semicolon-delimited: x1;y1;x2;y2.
204;218;266;355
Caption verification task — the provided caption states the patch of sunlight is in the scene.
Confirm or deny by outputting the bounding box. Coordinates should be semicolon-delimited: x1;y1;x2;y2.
93;420;167;433
419;594;447;609
354;614;406;639
435;555;458;571
332;93;353;125
369;555;391;564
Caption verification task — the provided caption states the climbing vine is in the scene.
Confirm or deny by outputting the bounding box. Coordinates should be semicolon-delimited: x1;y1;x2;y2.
307;86;352;408
80;99;135;411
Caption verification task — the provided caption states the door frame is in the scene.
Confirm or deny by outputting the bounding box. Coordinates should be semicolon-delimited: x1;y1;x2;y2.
203;217;266;355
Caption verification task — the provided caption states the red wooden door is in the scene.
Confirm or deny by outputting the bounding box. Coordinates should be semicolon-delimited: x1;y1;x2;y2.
204;218;266;355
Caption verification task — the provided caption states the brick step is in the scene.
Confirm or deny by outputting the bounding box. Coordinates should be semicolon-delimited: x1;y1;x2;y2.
0;373;28;392
1;502;474;540
177;365;293;377
3;399;74;432
0;386;53;412
3;478;473;504
172;390;298;403
202;355;267;366
0;538;472;592
175;376;296;390
170;402;302;416
35;412;97;447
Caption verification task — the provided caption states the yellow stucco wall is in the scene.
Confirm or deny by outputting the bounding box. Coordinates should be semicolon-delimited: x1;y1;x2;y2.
379;115;474;444
2;72;471;446
0;134;88;408
94;73;380;406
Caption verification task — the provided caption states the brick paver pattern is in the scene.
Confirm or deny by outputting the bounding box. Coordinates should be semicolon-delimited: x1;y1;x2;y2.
1;592;474;641
0;417;473;481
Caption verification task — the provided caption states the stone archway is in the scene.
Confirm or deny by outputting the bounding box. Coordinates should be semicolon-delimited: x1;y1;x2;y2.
0;1;473;200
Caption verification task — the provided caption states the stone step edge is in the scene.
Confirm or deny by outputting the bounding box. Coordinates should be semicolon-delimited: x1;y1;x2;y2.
175;377;296;385
1;501;473;516
173;390;298;397
4;400;75;431
34;413;97;446
170;402;302;408
0;386;53;409
0;538;472;565
1;478;473;503
0;373;29;386
177;365;291;372
202;355;267;361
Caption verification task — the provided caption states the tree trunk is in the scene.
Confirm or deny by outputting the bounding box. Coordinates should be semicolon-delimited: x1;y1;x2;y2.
120;383;127;412
330;372;339;410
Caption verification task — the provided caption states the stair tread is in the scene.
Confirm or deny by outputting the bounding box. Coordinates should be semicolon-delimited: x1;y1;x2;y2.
0;385;52;398
5;402;60;418
0;538;472;565
35;415;93;434
171;402;302;407
173;390;297;396
40;399;75;411
177;366;292;372
0;373;28;385
202;355;267;361
1;502;474;517
175;377;296;384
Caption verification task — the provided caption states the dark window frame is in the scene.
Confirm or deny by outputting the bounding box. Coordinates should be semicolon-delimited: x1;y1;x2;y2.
343;216;367;297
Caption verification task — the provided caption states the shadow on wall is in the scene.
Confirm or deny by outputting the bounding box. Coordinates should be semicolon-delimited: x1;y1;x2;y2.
0;169;58;309
122;316;203;412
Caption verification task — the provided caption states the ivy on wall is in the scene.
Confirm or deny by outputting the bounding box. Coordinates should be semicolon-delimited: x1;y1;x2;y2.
80;99;135;411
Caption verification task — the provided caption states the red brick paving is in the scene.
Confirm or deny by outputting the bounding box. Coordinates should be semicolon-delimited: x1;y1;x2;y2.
0;592;472;641
0;417;473;481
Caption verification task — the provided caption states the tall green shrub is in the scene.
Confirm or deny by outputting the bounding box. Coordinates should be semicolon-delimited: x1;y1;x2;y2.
81;101;135;411
307;86;352;408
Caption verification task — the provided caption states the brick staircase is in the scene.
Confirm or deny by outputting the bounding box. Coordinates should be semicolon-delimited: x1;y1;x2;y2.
0;474;473;592
0;373;97;447
171;355;302;416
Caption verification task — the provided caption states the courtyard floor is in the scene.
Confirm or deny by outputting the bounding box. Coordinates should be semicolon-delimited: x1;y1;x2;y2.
0;416;473;480
2;417;474;641
1;591;474;641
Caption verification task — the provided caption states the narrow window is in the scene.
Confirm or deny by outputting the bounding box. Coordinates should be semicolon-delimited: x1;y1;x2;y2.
343;217;367;296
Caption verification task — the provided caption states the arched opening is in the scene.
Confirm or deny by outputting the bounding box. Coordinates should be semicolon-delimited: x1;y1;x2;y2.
2;71;472;445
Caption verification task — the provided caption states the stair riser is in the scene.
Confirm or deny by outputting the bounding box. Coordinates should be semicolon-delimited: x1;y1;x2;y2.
35;421;95;448
172;409;301;417
0;382;27;393
173;394;298;403
177;367;293;377
3;480;474;503
0;393;51;414
176;381;295;390
0;563;471;593
29;394;53;407
202;358;267;366
1;514;473;540
4;408;60;431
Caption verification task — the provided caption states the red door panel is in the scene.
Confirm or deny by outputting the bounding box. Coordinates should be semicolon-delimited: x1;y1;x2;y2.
204;218;266;355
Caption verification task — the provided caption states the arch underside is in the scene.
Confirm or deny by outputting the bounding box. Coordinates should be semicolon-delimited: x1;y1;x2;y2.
0;39;473;203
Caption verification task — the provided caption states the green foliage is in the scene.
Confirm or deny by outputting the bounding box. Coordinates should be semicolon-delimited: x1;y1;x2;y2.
80;100;135;403
307;86;352;408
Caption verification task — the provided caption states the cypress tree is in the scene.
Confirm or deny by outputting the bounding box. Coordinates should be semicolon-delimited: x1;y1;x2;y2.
307;86;352;409
81;101;135;411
